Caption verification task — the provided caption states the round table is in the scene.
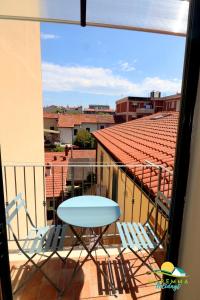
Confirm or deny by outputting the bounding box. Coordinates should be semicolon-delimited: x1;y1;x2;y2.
57;195;120;227
57;195;120;295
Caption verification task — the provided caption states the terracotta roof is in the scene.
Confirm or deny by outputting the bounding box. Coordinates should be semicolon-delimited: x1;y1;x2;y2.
43;112;59;119
45;152;68;198
93;112;178;199
45;150;96;197
57;114;115;128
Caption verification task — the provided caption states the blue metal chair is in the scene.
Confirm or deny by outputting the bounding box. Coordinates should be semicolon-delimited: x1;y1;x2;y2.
116;191;169;277
6;193;69;294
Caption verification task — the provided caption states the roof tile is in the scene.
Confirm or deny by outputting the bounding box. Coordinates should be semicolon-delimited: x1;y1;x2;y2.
57;114;115;128
93;112;178;199
45;150;96;197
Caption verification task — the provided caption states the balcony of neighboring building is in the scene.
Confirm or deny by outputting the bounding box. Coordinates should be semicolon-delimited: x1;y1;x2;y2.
136;108;155;115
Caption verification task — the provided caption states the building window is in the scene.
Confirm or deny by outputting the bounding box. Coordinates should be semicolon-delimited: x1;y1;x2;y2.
50;126;54;130
100;125;104;129
74;129;78;135
86;128;90;132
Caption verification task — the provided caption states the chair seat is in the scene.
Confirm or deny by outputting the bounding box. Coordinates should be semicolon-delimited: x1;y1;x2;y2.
117;222;160;251
22;224;68;254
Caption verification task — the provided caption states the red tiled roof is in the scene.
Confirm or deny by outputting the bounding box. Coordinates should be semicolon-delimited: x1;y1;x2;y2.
57;114;115;128
45;152;68;198
93;112;178;199
43;112;59;119
45;150;96;197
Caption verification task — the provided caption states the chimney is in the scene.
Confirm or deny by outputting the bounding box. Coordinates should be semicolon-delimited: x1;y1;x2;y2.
150;91;161;99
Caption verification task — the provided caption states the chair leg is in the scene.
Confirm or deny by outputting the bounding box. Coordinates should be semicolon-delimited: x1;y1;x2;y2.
120;246;162;290
21;253;37;267
90;228;110;257
98;240;110;257
63;243;77;262
13;251;61;294
130;247;161;280
13;253;38;294
55;251;65;263
116;247;126;258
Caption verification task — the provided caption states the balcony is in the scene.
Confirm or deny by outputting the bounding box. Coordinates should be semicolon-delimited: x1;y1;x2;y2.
3;162;171;300
136;108;155;114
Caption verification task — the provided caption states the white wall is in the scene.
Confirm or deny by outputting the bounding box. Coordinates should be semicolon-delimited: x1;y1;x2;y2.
59;123;113;144
97;123;113;130
43;118;58;130
59;128;72;144
81;123;98;132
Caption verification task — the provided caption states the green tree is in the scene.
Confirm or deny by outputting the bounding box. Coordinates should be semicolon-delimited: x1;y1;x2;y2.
74;129;95;149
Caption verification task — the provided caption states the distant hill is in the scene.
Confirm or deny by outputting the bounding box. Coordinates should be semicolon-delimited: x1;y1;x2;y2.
43;105;66;113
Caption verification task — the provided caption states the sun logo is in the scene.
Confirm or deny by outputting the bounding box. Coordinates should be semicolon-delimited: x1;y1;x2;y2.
154;261;188;278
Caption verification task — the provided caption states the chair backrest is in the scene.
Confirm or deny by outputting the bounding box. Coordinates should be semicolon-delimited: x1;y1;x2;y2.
144;191;170;245
6;193;35;234
155;191;170;218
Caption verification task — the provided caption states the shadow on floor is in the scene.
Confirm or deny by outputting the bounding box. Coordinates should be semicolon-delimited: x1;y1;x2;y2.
11;256;84;300
10;251;164;300
97;253;163;299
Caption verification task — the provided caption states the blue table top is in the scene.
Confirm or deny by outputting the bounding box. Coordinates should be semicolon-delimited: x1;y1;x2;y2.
57;195;121;228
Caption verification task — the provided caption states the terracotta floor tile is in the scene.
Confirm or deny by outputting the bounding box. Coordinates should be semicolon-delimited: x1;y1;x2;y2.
10;253;162;300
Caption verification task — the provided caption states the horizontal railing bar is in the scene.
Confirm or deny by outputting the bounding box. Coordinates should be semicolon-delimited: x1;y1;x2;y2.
9;232;120;242
2;163;173;171
144;160;174;174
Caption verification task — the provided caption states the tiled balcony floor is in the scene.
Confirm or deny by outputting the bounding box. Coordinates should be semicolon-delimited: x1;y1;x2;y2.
11;251;163;300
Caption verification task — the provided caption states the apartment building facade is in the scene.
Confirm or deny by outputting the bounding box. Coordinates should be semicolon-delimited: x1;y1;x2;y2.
115;92;181;122
83;104;115;115
115;96;153;122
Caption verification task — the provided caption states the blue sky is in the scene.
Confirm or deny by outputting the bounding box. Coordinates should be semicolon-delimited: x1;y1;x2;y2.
41;23;186;108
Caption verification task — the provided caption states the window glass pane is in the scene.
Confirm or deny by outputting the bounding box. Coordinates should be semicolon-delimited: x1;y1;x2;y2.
87;0;189;36
0;0;80;23
0;0;189;36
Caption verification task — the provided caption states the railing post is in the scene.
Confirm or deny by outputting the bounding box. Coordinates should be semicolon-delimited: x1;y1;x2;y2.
155;166;162;234
0;150;13;300
71;166;74;197
43;166;47;226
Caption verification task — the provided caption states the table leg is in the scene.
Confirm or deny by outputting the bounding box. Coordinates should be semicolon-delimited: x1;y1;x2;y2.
62;225;116;296
89;228;110;257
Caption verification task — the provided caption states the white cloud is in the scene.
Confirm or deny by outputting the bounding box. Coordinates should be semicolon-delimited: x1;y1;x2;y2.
41;33;60;40
119;61;136;72
42;62;181;96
